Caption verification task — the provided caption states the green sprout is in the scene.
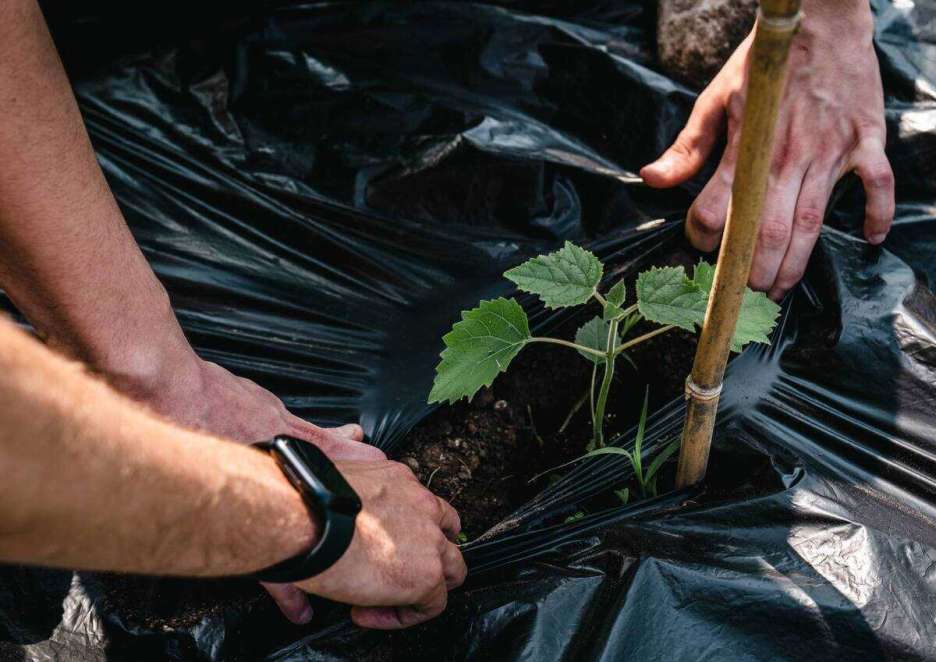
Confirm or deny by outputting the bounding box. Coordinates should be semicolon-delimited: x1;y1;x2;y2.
428;242;779;454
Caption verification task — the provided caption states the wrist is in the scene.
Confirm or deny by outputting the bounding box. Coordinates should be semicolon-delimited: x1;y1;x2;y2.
232;449;322;572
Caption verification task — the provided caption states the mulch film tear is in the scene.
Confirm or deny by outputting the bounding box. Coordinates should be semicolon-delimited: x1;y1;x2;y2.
2;1;936;660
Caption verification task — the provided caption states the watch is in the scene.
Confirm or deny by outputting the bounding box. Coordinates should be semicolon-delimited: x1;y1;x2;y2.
251;435;361;583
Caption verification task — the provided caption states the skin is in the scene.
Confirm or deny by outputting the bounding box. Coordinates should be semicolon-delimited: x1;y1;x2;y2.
0;0;889;627
0;317;465;630
642;0;894;300
0;0;382;621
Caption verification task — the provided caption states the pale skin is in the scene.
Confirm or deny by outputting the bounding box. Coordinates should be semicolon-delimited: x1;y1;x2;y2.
0;0;383;622
0;0;891;628
642;0;894;300
0;317;466;630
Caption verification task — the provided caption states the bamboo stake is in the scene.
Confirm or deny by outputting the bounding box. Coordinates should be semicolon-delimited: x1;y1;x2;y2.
675;0;801;488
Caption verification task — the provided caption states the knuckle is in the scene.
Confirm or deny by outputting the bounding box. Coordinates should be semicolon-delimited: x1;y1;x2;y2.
793;208;824;234
691;204;724;233
865;167;894;191
670;137;696;160
388;461;415;480
758;220;791;250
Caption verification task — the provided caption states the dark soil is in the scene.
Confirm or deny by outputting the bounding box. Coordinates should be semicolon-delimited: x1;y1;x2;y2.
399;315;697;539
97;247;700;630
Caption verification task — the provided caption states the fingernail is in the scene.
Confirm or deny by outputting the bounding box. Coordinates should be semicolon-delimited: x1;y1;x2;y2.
869;233;887;245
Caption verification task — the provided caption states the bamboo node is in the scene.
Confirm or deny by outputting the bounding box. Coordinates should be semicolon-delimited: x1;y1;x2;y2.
685;377;722;402
757;8;802;31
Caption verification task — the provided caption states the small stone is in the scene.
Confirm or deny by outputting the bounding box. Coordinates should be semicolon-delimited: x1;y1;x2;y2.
446;437;462;450
494;400;508;411
466;421;478;434
402;457;420;473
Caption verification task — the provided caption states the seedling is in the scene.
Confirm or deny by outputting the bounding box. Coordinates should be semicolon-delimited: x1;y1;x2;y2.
428;242;779;458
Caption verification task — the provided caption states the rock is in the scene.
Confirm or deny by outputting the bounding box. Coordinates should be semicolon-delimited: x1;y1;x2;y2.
402;456;420;473
657;0;757;88
446;437;463;450
494;400;508;411
466;420;478;434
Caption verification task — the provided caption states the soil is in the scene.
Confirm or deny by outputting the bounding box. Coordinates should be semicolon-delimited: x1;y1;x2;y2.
399;312;697;540
96;247;701;630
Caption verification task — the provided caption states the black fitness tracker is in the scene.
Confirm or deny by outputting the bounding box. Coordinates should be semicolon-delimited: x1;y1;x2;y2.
251;435;361;583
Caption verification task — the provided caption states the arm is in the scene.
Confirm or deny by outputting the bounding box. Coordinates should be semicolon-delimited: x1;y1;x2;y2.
0;316;465;628
0;317;315;576
642;0;894;300
0;0;381;459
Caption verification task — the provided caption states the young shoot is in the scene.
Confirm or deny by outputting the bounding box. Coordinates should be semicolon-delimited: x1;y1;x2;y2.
428;242;779;452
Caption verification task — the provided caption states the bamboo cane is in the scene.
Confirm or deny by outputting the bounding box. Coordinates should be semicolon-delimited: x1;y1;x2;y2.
675;0;801;488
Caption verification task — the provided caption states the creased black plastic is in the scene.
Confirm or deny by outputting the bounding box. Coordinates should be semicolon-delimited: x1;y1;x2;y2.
1;1;935;660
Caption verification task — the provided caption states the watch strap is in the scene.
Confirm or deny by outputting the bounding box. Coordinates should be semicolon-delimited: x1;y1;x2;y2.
251;436;361;583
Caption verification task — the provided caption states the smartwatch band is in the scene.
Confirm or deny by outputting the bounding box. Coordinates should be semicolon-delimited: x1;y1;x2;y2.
251;435;361;583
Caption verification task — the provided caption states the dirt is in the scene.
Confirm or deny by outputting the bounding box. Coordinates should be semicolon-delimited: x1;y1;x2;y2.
399;313;697;539
97;247;701;630
656;0;758;87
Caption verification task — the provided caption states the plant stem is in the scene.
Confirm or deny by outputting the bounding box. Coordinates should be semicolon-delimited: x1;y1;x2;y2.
619;303;638;317
588;363;597;447
593;291;609;307
612;324;676;356
529;337;605;358
560;388;590;434
591;318;619;448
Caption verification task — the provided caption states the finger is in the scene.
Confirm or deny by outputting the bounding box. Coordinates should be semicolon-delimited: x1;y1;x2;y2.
262;582;314;625
748;172;805;292
288;417;386;460
441;541;468;590
331;423;365;441
767;165;831;300
436;497;462;542
851;137;895;245
351;583;448;630
685;155;736;252
641;89;725;188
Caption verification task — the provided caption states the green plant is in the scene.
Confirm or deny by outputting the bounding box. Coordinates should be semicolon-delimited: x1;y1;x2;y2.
428;242;779;453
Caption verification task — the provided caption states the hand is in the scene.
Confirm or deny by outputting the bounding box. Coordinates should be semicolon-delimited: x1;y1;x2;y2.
295;460;467;630
112;354;389;625
641;2;894;300
117;354;384;460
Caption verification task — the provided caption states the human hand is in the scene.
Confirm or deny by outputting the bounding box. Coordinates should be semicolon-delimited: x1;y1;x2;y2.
641;1;894;300
119;354;384;460
113;354;389;624
294;459;467;629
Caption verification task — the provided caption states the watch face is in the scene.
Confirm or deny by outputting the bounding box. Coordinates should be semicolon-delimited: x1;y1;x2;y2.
274;436;362;515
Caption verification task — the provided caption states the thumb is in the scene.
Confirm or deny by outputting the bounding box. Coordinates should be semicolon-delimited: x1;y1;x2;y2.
641;90;724;188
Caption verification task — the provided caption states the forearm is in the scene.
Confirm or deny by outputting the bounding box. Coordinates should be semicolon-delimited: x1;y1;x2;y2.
0;317;315;576
0;0;194;387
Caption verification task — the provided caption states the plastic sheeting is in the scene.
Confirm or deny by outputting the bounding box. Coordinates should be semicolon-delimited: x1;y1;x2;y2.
2;1;936;660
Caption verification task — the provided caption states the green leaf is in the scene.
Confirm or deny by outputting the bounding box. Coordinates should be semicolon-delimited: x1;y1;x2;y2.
428;297;530;404
644;439;681;483
505;242;603;308
690;260;780;352
730;290;781;352
636;266;707;331
691;260;715;292
601;281;626;320
606;280;626;307
614;487;630;505
574;316;619;364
